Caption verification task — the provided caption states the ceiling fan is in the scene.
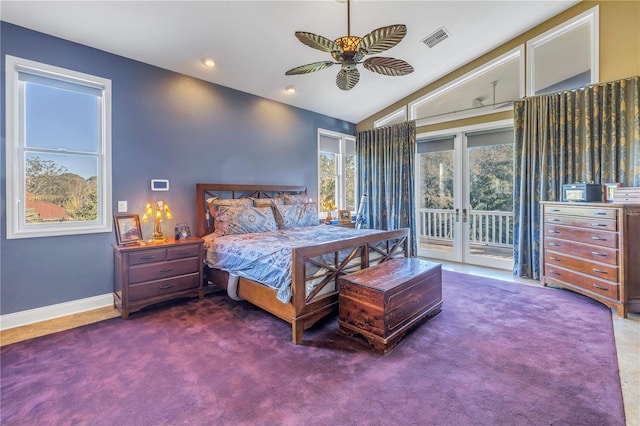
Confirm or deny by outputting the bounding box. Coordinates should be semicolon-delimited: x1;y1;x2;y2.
285;0;414;91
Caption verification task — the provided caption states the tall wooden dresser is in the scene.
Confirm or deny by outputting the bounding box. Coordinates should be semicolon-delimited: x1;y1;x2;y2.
541;202;640;317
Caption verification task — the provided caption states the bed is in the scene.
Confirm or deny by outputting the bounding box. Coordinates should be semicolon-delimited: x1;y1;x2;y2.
195;183;410;344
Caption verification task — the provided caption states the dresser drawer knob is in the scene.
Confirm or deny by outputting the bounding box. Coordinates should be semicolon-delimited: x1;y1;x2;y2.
177;251;191;255
549;256;560;261
159;284;174;290
550;218;561;222
549;230;561;234
549;270;561;276
550;209;561;212
591;251;607;257
592;211;608;216
592;284;609;292
591;236;607;241
591;223;607;227
592;268;607;274
549;242;561;247
160;268;175;273
141;255;156;260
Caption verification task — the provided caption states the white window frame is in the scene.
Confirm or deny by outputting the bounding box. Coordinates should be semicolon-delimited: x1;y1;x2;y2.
374;106;407;128
409;46;524;127
527;6;599;96
317;129;356;212
5;55;112;239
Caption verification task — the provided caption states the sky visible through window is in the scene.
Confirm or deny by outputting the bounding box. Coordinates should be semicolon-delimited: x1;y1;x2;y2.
26;82;99;179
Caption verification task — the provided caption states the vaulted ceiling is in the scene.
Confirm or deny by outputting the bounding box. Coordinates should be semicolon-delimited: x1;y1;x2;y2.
1;1;579;123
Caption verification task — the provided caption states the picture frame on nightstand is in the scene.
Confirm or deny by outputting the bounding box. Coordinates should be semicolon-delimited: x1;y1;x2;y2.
338;210;352;223
113;214;144;245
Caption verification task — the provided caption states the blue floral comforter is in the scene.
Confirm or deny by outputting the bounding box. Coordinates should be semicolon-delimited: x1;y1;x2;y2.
203;225;383;303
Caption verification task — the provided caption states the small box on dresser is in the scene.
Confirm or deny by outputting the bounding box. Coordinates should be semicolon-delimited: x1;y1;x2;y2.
113;237;203;319
541;202;640;317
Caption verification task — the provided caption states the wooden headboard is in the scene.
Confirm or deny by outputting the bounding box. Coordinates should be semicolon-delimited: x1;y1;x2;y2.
195;183;307;237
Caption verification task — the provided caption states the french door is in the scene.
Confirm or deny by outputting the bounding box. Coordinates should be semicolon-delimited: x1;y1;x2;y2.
416;121;514;270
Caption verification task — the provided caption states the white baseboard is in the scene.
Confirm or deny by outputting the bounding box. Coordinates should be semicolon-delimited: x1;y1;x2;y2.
0;293;113;331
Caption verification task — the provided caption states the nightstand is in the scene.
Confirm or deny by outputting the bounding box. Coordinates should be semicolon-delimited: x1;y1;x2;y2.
113;237;203;319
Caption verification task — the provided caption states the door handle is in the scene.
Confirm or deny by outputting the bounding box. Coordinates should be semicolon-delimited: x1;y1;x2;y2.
462;208;467;223
455;208;460;222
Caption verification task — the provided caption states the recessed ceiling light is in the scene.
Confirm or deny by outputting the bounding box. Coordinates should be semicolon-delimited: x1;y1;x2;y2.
202;57;216;68
285;85;296;93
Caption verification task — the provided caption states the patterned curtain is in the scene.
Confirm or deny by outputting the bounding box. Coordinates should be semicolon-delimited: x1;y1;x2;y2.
356;121;417;256
513;76;640;279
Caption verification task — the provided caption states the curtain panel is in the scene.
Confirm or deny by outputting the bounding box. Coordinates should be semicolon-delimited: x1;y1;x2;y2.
513;76;640;279
356;121;417;256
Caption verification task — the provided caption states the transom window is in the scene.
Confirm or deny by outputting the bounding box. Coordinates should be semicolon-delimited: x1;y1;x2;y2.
5;56;112;239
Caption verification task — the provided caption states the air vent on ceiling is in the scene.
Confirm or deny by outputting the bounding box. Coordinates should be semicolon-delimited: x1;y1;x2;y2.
421;27;450;48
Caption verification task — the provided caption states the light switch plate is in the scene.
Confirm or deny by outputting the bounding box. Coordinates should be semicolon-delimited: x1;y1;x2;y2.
118;201;127;212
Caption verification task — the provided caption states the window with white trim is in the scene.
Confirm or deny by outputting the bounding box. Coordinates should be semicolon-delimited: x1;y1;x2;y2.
5;55;112;239
318;130;356;214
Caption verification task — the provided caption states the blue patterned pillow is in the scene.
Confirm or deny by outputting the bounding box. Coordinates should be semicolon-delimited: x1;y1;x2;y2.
251;197;284;208
215;206;278;236
281;193;308;205
274;203;320;229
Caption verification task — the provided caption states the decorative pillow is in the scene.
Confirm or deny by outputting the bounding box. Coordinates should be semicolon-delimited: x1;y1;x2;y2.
215;206;278;236
251;197;284;208
273;203;320;229
207;197;253;218
281;193;308;205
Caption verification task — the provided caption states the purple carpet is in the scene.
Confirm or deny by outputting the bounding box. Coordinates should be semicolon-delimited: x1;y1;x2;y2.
1;271;624;425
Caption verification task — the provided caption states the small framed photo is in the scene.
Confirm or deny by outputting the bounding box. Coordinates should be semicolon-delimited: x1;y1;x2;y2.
113;214;143;245
175;223;192;240
338;209;352;223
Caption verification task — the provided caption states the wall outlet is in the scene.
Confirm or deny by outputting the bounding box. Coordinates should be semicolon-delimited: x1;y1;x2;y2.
117;201;127;212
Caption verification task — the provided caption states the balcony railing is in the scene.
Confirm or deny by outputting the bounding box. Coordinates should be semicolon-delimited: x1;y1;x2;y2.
419;208;514;248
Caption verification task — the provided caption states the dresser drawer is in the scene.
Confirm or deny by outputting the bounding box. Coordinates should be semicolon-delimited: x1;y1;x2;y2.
167;244;200;260
544;252;619;282
128;273;200;302
128;257;200;284
545;215;617;231
544;205;616;219
128;248;167;265
545;238;618;265
544;225;618;248
545;267;618;301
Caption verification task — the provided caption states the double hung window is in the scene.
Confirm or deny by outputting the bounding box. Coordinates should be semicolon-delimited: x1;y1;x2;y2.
318;130;356;213
5;56;112;239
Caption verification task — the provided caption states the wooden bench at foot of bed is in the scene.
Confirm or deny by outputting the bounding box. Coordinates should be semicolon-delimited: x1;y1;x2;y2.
338;257;443;353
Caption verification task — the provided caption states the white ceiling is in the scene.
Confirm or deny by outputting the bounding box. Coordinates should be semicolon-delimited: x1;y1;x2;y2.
1;0;579;123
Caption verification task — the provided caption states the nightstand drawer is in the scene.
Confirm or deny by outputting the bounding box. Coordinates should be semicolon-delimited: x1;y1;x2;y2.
129;248;167;265
129;257;200;284
167;245;200;260
128;273;200;301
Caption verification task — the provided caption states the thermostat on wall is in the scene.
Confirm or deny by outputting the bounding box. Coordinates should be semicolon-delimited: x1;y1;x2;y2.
151;179;169;191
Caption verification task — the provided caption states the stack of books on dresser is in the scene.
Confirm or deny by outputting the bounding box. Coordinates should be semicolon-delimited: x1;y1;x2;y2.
613;187;640;203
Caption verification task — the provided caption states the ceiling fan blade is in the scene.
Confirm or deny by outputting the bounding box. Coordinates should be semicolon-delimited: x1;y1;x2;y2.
363;57;414;76
358;24;407;56
295;32;341;54
285;61;335;75
336;68;360;91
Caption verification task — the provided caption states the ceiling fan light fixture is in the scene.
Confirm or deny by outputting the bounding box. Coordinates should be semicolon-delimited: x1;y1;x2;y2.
335;35;361;52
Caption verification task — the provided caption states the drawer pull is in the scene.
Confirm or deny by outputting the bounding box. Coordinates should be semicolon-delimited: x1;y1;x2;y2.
159;284;174;290
160;268;175;273
549;242;561;247
549;230;561;234
177;251;191;255
140;256;156;260
549;256;560;261
592;268;607;275
591;236;607;241
550;218;561;222
549;270;561;276
550;209;561;212
592;284;609;292
591;251;608;257
591;223;607;227
592;211;608;216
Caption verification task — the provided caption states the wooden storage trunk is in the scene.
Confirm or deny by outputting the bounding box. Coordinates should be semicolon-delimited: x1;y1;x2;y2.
338;258;442;353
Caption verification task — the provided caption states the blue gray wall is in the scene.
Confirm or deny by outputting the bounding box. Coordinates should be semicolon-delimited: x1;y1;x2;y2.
0;22;355;315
